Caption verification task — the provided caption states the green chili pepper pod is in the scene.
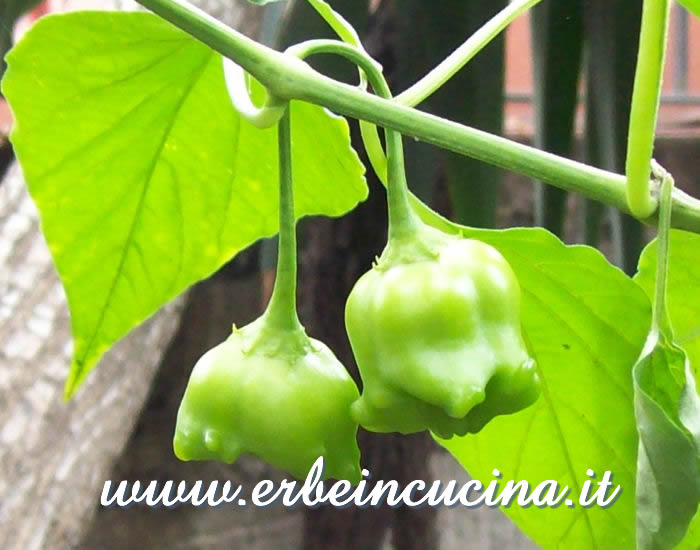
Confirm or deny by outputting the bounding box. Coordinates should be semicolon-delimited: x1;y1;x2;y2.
173;315;362;483
345;225;540;439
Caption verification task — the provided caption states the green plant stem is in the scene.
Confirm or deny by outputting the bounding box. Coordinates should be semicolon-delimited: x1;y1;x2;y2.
384;118;420;239
298;1;386;187
133;0;700;233
358;0;539;188
264;108;302;332
287;40;418;239
395;0;542;108
625;0;671;219
652;162;673;335
222;59;286;128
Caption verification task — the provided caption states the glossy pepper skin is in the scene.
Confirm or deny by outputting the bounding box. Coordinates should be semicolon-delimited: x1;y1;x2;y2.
173;316;362;483
345;224;540;439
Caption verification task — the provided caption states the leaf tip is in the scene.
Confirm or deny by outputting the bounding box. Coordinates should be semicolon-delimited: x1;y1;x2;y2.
63;380;77;402
63;359;85;401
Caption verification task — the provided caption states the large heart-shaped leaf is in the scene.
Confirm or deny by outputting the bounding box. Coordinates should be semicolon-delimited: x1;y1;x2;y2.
2;12;366;397
438;227;651;549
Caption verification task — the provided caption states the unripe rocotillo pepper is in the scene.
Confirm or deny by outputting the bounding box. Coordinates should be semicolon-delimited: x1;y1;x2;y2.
173;110;361;482
345;222;540;439
173;314;362;482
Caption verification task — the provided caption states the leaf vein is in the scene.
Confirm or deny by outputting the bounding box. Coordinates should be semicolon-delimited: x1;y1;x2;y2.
74;51;212;377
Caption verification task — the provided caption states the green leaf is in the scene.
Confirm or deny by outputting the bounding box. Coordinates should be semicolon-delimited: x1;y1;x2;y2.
438;227;651;549
2;12;367;397
633;228;700;548
633;329;700;549
677;0;700;20
635;230;700;373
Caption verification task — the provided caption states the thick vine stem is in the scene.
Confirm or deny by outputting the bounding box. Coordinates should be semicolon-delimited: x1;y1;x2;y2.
134;0;700;234
223;58;286;128
625;0;671;219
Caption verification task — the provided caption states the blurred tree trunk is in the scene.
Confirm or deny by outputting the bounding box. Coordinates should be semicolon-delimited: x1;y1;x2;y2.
0;165;183;550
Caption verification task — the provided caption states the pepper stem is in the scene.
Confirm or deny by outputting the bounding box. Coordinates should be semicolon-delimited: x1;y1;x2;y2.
286;40;420;240
652;162;674;336
264;107;303;332
385;126;421;240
